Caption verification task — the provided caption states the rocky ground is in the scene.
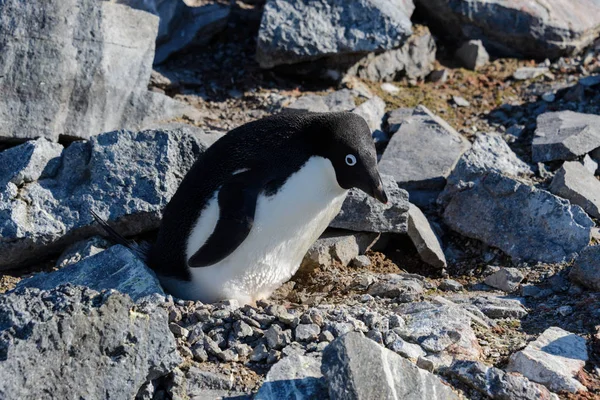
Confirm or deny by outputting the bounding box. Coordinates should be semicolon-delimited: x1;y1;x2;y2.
2;0;600;399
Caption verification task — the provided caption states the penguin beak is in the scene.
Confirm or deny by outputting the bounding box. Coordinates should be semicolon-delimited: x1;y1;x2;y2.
369;173;388;204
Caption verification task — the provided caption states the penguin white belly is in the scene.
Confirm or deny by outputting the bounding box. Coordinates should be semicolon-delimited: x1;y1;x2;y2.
162;156;348;304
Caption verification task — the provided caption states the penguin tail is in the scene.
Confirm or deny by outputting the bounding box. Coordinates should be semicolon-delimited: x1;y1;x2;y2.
90;210;150;262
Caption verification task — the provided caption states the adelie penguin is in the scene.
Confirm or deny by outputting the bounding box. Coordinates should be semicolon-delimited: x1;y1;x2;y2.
96;112;387;305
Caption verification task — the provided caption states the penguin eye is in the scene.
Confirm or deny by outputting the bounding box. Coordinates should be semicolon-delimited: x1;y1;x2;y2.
345;154;357;166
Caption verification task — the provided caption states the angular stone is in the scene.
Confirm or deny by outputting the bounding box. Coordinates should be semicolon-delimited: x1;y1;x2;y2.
469;296;527;319
407;204;446;269
513;67;549;81
255;354;327;400
443;172;593;263
439;279;463;292
285;90;356;113
295;324;321;342
0;0;193;142
379;106;470;204
484;268;524;293
368;274;424;300
0;128;204;270
350;255;372;268
256;0;414;69
322;332;459;400
452;96;470;107
55;236;110;268
352;96;386;133
508;327;588;393
455;40;489;70
286;95;330;113
581;154;598;174
532;111;600;162
569;245;600;291
387;336;426;361
449;360;556;400
18;245;164;302
330;175;410;234
0;139;63;187
0;285;181;399
550;161;600;218
416;0;600;59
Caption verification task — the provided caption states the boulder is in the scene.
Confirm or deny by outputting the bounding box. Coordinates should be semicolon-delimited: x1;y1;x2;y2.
407;204;446;269
507;327;588;393
255;354;327;400
550;161;600;218
330;175;410;234
0;285;181;399
443;172;593;263
256;0;414;69
0;0;193;142
0;127;207;270
18;245;164;301
455;40;489;70
415;0;600;59
321;332;459;400
532;111;600;162
569;245;600;291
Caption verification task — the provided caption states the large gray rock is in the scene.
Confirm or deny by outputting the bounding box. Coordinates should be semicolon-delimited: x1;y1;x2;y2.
286;89;356;113
0;285;181;399
0;0;194;142
532;111;600;162
256;0;414;69
0;127;206;270
415;0;600;59
569;245;600;291
255;354;328;400
55;236;110;268
550;161;600;219
484;268;524;293
507;327;588;393
379;106;470;206
352;96;386;132
330;175;410;233
321;332;459;400
17;245;164;301
407;204;446;269
443;171;593;263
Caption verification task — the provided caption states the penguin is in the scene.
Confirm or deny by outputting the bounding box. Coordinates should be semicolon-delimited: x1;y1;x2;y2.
142;111;387;305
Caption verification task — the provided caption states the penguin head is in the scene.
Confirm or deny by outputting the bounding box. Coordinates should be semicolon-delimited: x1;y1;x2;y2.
313;112;388;204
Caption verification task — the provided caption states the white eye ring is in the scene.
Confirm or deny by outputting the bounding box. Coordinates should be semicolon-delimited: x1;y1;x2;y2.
345;154;357;166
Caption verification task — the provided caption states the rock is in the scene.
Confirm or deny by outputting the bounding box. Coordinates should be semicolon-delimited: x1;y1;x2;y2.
439;279;463;292
368;274;424;300
167;366;250;399
416;0;600;59
256;0;413;69
0;285;181;399
352;96;386;132
449;360;556;400
428;69;449;83
330;175;410;233
345;26;436;82
0;139;63;186
569;245;600;291
381;83;400;94
299;231;379;273
484;268;524;293
321;332;459;400
379;106;470;206
55;236;110;268
265;324;292;350
513;67;549;80
350;255;372;268
286;95;330;113
0;0;193;142
407;204;446;269
442;172;593;263
532;111;600;162
18;245;163;301
455;40;489;70
469;295;527;319
581;154;598;175
295;324;321;342
452;96;470;107
285;90;356;113
387;336;427;361
507;327;588;393
550;161;600;218
0;128;204;270
255;354;327;400
385;107;415;134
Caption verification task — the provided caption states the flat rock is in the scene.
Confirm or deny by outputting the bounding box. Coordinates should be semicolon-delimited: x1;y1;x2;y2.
442;171;593;263
0;127;205;270
550;161;600;218
55;236;110;268
0;285;181;399
508;327;588;393
0;139;63;186
407;204;446;269
455;40;489;70
379;106;470;205
330;175;410;234
469;295;527;319
18;245;164;301
352;96;386;132
321;332;459;400
256;0;413;69
484;268;524;293
255;354;327;400
416;0;600;59
449;360;556;400
0;0;193;142
569;245;600;291
532;111;600;162
367;274;424;300
513;67;549;80
285;89;356;113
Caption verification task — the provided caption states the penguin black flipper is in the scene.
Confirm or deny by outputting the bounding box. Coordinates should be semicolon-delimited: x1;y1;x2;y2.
188;169;266;268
